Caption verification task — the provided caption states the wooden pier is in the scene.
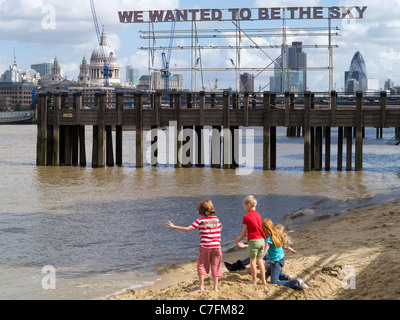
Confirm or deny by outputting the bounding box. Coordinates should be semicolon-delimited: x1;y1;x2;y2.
36;90;400;172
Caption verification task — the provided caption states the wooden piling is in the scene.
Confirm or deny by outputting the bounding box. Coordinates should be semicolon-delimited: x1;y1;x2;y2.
79;125;86;167
304;92;311;172
263;92;271;170
355;91;363;171
346;126;353;171
182;125;194;167
52;93;60;166
223;91;231;169
135;91;143;168
174;92;181;168
315;127;323;171
337;127;343;171
211;126;221;168
270;93;277;170
285;92;290;136
380;91;387;130
115;92;123;166
92;92;106;168
72;93;81;166
325;127;331;171
106;125;114;167
36;93;48;166
196;91;205;167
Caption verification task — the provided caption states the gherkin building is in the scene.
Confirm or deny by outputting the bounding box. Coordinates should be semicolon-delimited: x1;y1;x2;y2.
345;51;367;93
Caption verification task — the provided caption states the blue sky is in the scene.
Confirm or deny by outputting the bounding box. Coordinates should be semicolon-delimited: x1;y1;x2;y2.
0;0;399;91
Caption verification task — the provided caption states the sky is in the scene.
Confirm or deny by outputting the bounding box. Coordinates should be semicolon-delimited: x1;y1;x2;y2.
0;0;399;92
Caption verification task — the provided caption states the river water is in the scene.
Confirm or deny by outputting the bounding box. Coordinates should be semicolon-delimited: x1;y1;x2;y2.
1;124;400;299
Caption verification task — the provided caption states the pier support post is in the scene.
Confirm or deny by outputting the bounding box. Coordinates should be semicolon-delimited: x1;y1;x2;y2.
315;127;323;171
223;91;231;169
263;92;271;170
52;93;61;166
106;125;114;167
270;93;277;170
79;125;86;167
149;91;162;166
116;92;123;166
196;91;205;167
337;127;343;171
36;93;48;166
211;126;221;168
92;92;106;168
135;91;143;168
304;92;311;172
355;91;363;171
380;91;387;131
182;125;194;167
285;92;290;137
325;127;331;171
72;92;81;166
174;92;181;168
346;127;353;171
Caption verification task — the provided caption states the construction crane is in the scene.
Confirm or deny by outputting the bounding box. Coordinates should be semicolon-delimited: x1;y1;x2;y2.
161;10;177;94
89;0;112;87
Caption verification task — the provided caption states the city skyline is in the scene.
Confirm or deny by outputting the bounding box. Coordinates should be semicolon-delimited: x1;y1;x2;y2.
0;0;399;91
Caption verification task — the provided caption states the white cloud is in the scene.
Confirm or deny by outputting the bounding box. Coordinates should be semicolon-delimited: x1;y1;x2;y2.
59;62;79;78
254;0;322;7
0;0;179;44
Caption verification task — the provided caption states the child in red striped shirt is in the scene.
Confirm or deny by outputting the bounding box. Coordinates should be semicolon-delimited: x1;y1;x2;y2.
166;200;222;292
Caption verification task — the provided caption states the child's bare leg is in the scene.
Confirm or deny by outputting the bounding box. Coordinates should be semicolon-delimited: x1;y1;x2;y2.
197;275;205;292
212;276;219;292
257;258;267;285
249;258;258;284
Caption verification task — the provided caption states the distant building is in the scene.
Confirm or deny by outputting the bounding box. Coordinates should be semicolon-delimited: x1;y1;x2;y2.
346;79;359;93
345;51;367;93
77;55;91;87
270;41;307;93
0;82;38;109
126;66;139;86
384;79;394;91
138;72;183;91
366;78;379;92
89;27;121;86
31;62;52;77
240;73;255;92
1;58;40;85
214;74;220;90
38;56;72;87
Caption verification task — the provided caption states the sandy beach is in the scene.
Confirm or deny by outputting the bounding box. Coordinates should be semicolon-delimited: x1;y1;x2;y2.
105;199;400;300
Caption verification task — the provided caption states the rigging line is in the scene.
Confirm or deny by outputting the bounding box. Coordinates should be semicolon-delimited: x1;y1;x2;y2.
231;21;283;71
194;21;205;90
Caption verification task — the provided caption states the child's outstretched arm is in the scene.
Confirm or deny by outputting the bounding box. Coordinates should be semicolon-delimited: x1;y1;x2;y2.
166;220;193;232
286;246;299;254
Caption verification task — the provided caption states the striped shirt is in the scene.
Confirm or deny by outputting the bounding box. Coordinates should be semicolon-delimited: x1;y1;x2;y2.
190;216;222;249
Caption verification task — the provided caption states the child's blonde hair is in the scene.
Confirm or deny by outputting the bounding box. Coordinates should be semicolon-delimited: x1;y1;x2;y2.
197;200;216;217
262;219;283;248
275;224;290;248
243;195;257;208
